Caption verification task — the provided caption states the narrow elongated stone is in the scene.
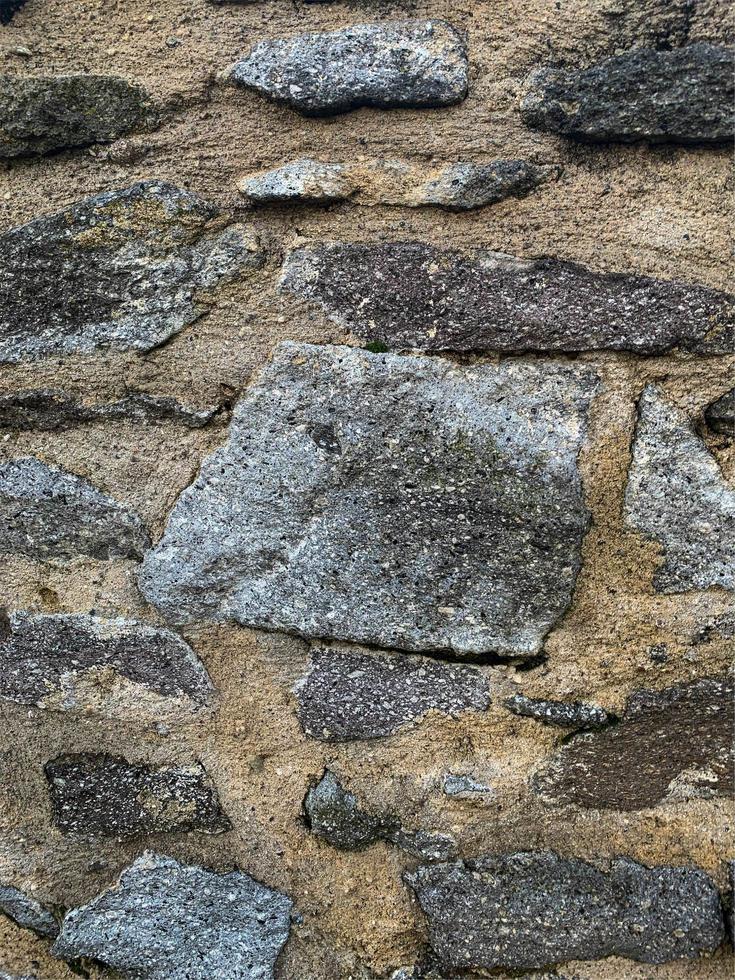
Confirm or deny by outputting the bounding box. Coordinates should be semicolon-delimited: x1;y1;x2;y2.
705;388;734;436
521;44;734;144
624;386;735;592
239;159;355;203
406;852;725;970
139;343;597;658
0;181;264;363
280;244;733;355
417;160;554;210
229;21;468;116
52;853;292;979
504;693;610;729
0;885;58;938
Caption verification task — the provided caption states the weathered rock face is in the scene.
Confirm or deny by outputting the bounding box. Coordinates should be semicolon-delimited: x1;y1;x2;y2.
280;244;734;354
0;612;213;719
533;676;734;809
504;693;611;730
407;852;726;970
52;853;293;979
229;21;468;116
521;44;734;144
624;386;735;592
0;457;149;561
0;76;157;158
45;753;230;837
140;343;597;658
0;180;264;363
0;885;58;938
239;159;356;203
705;387;735;436
296;647;490;741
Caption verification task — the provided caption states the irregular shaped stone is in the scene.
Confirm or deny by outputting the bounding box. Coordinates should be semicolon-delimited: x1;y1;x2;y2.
0;180;264;364
0;0;27;24
441;774;494;800
533;676;734;809
0;457;148;561
280;244;734;355
239;159;356;203
296;647;490;740
407;852;725;970
417;160;555;210
624;386;735;592
45;753;230;837
52;852;292;979
229;21;468;116
504;693;610;729
521;44;734;144
140;343;597;657
0;612;213;720
0;885;58;938
705;388;735;436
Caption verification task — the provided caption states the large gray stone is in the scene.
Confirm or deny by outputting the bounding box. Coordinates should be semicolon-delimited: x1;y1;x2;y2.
280;244;734;355
705;388;734;437
52;852;292;979
229;21;468;116
624;386;735;592
0;180;263;363
0;457;148;561
406;852;726;971
0;885;58;938
140;343;597;658
521;44;734;144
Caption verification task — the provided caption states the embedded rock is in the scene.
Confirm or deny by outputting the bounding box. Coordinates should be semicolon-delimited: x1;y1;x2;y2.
705;388;734;436
0;0;27;24
521;44;734;144
533;676;734;809
0;457;149;561
239;159;355;203
296;647;490;740
417;160;555;210
280;244;734;355
442;774;494;800
52;852;292;979
229;21;468;116
406;852;726;970
504;693;610;729
0;180;264;363
0;885;58;939
140;343;598;658
624;386;735;592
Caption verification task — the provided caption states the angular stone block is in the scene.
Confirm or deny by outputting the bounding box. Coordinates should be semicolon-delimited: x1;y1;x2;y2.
504;693;610;729
0;885;57;938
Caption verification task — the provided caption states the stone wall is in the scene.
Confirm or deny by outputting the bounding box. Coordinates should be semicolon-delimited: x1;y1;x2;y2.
0;1;732;978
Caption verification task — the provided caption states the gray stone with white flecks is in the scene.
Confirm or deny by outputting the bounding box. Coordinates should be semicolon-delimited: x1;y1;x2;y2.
239;158;355;203
417;160;555;210
0;884;58;938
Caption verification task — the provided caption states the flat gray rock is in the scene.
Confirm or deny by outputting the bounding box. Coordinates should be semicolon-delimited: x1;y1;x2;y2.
705;388;734;437
417;160;554;210
521;44;734;144
239;159;355;203
140;343;597;658
406;851;726;970
0;180;263;363
504;693;610;730
229;20;468;116
624;386;735;592
296;647;490;740
0;884;58;938
0;457;148;561
280;244;734;355
52;852;292;979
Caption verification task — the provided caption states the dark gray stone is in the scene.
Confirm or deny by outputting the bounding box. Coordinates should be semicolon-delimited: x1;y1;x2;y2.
0;885;58;938
0;457;149;561
533;676;734;810
441;774;494;800
229;21;468;116
705;388;734;437
521;44;734;144
239;159;355;203
0;180;264;363
624;386;735;592
406;851;726;970
418;160;555;210
504;693;610;729
280;244;734;355
0;0;26;24
52;852;292;979
296;647;490;740
140;343;597;658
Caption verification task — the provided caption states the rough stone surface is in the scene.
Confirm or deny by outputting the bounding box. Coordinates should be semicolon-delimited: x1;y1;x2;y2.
0;885;57;939
0;0;26;24
624;386;735;592
239;159;355;203
505;693;611;729
417;160;555;210
52;852;292;979
280;244;734;355
140;343;597;657
295;647;490;740
45;753;230;837
441;774;494;801
229;21;468;116
521;44;735;144
705;388;735;436
0;180;264;363
406;852;726;970
0;457;149;561
533;676;734;810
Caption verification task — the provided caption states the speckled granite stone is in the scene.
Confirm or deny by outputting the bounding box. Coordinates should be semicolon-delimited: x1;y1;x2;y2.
0;885;58;938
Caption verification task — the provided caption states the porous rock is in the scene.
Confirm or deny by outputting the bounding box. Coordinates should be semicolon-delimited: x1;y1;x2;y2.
705;387;734;436
140;343;597;658
521;44;734;144
0;180;263;363
417;160;555;210
239;158;355;203
52;852;292;979
296;647;490;740
280;244;734;355
0;457;149;561
504;693;610;729
406;851;726;970
229;21;468;116
624;386;735;592
0;885;58;938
